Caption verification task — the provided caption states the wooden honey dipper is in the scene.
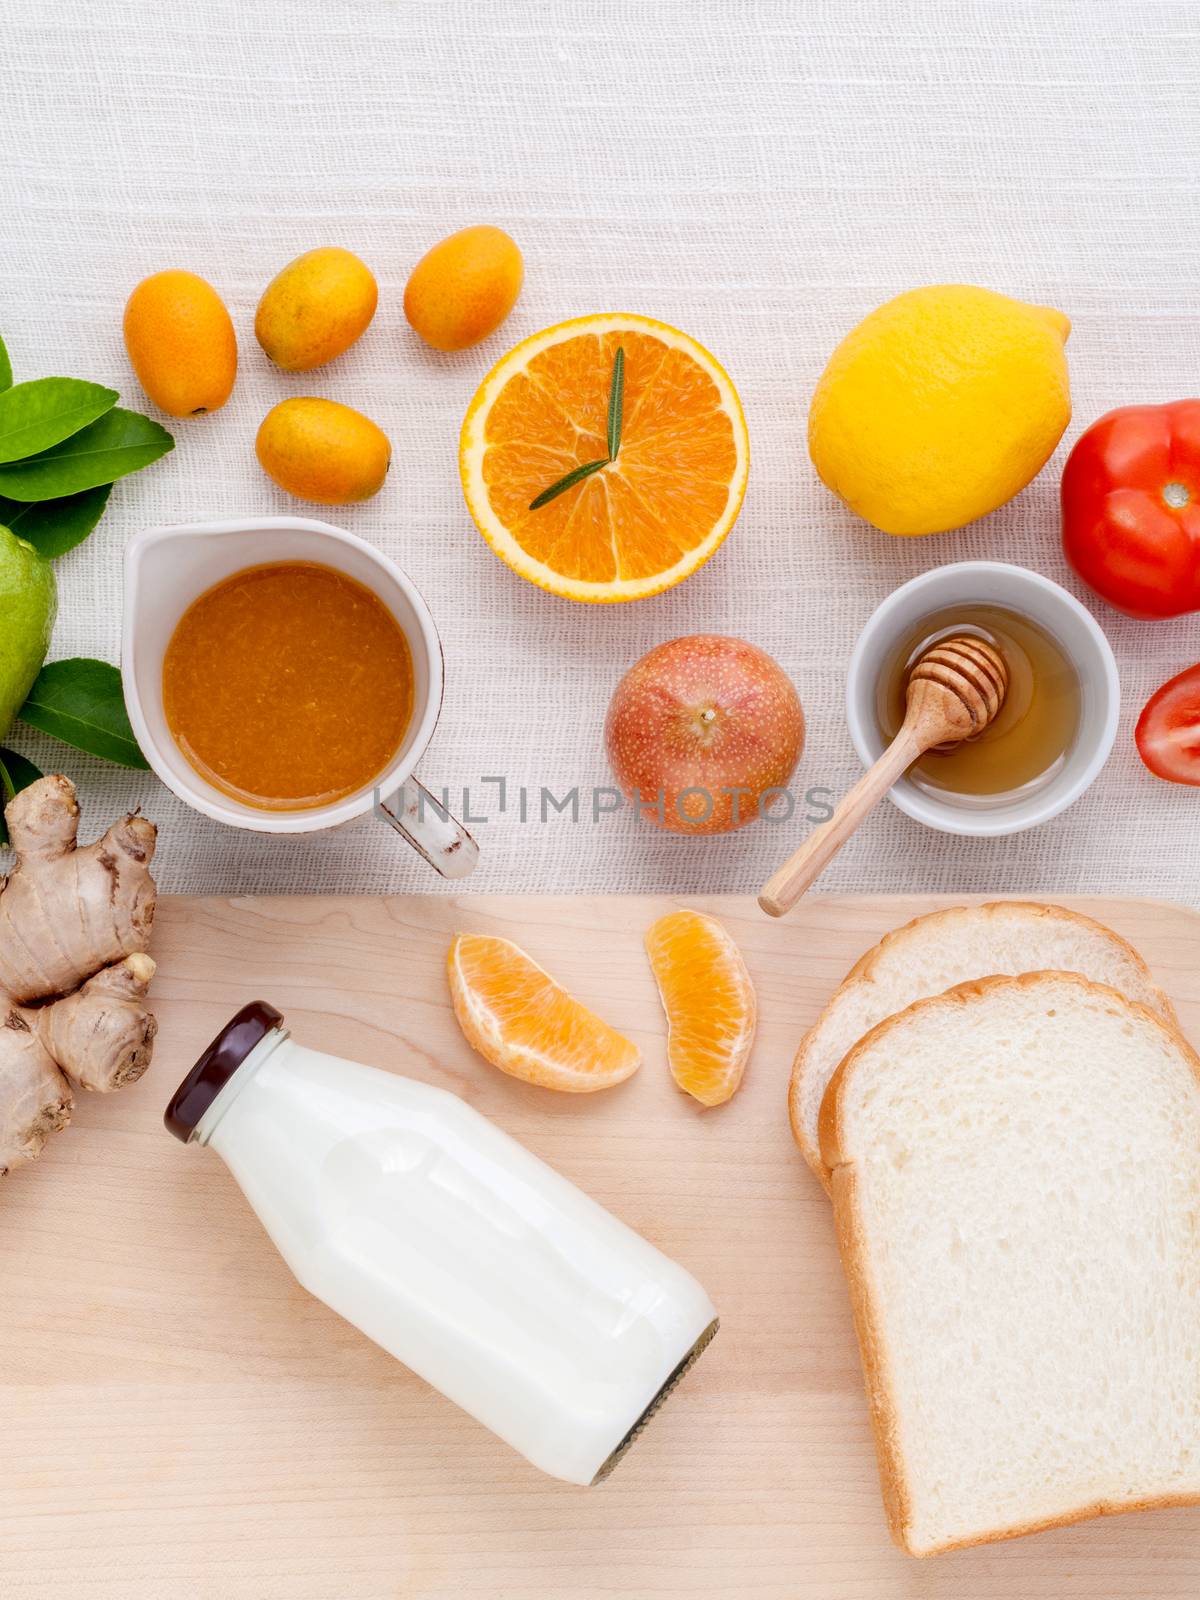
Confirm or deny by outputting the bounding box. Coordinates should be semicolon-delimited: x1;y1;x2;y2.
758;635;1009;918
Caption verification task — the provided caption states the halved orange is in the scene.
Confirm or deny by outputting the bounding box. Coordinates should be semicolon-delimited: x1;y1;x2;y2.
447;933;641;1092
459;314;749;602
644;910;756;1108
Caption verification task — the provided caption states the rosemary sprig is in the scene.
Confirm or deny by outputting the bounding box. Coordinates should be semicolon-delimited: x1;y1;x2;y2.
606;344;625;460
530;345;626;510
529;457;608;509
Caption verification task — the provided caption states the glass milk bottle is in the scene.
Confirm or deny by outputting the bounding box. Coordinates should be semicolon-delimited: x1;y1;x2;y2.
165;1003;718;1485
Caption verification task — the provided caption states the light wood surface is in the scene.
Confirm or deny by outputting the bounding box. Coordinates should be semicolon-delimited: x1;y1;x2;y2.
3;893;1200;1600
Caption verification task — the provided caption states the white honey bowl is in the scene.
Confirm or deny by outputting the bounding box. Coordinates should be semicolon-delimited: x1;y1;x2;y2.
844;561;1120;838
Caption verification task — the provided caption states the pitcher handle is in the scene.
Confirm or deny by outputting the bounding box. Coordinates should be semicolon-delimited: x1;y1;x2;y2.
376;780;479;880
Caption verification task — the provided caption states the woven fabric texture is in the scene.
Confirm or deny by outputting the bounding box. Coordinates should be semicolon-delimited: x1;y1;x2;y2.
3;0;1199;901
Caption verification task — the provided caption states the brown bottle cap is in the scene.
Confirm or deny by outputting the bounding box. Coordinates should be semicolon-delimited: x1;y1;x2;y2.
164;1001;284;1143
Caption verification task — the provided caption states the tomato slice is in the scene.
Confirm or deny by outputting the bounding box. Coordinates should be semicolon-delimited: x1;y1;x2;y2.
1135;664;1200;784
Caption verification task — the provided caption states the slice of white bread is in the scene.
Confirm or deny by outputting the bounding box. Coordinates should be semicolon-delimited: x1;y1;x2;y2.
790;902;1176;1190
820;971;1200;1557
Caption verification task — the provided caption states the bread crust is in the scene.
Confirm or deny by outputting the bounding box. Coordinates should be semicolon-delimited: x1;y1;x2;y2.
789;900;1175;1190
820;969;1200;1557
828;1162;914;1546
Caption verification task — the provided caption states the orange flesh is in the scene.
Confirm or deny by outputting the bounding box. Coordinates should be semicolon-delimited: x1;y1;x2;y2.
481;330;739;583
162;561;413;810
447;934;642;1093
645;911;757;1107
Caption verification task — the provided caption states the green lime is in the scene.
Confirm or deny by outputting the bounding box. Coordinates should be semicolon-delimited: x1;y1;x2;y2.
0;523;56;742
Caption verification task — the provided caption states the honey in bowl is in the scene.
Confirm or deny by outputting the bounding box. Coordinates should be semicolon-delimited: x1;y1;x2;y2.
876;604;1080;806
163;561;413;811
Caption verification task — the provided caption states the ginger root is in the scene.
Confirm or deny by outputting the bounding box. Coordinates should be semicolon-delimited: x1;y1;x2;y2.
0;774;157;1175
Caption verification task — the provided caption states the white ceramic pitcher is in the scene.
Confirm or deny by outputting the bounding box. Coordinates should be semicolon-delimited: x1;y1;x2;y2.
122;515;478;879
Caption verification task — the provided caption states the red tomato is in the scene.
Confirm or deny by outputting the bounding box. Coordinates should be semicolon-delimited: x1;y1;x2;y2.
1135;665;1200;785
1062;401;1200;619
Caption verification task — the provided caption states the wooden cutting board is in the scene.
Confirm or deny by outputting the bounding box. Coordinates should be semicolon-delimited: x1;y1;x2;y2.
4;893;1200;1600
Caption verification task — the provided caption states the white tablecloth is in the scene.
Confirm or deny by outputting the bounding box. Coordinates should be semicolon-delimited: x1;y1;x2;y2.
5;0;1200;902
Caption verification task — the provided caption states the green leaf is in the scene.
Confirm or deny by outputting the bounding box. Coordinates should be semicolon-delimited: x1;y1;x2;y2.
0;747;42;845
0;408;174;502
0;335;11;393
0;484;111;559
0;378;118;464
16;659;149;769
0;746;42;802
606;345;625;462
529;457;609;510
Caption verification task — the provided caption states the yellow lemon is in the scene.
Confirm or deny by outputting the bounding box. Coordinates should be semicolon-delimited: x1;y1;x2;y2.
808;285;1071;537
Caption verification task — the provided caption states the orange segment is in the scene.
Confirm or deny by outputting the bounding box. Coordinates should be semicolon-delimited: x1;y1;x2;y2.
447;934;641;1093
644;911;757;1108
460;314;749;602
